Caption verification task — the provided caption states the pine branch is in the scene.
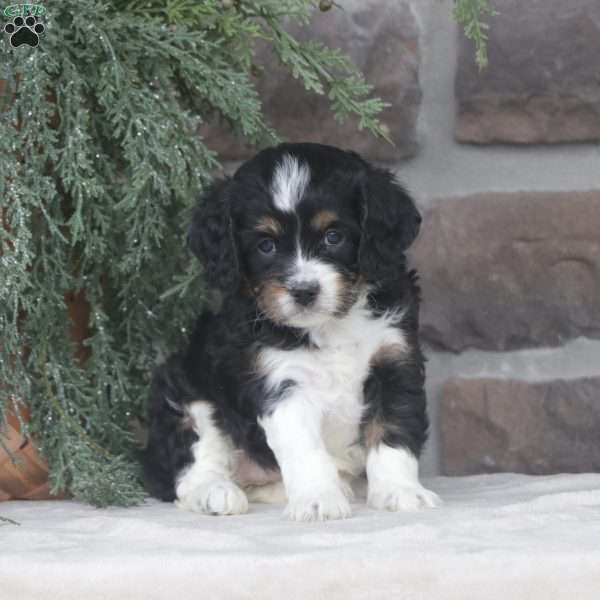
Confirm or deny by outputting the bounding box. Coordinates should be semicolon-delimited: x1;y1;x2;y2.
453;0;497;69
116;0;390;139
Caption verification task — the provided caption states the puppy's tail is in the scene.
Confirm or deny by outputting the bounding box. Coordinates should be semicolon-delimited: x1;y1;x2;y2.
140;355;198;502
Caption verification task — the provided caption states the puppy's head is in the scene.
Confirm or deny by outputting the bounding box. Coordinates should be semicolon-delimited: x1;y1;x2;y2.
188;143;421;329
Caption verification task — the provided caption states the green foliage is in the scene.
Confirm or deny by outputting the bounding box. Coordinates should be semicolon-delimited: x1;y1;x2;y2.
0;0;388;506
454;0;497;69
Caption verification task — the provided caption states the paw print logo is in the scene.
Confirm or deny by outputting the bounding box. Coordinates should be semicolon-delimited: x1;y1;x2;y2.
4;15;45;48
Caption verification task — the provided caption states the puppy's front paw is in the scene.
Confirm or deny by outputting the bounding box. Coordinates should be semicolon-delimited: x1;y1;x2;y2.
368;484;441;512
177;480;249;516
285;486;352;521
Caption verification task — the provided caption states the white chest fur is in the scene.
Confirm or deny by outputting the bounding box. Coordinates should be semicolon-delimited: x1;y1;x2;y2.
258;298;407;475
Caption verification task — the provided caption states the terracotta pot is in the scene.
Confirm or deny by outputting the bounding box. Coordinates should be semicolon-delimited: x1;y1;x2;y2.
0;408;58;500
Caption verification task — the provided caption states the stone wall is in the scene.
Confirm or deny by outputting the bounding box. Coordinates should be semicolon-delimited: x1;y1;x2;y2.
219;0;600;476
408;0;600;477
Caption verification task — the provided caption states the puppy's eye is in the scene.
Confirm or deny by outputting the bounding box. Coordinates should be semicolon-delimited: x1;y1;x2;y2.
257;238;276;255
324;229;344;246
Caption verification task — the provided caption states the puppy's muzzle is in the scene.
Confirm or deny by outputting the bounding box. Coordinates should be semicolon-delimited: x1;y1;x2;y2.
289;282;320;307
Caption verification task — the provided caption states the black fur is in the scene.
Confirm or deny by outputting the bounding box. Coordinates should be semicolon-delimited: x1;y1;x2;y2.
141;356;199;501
187;179;240;296
141;142;429;502
359;168;421;283
361;268;428;457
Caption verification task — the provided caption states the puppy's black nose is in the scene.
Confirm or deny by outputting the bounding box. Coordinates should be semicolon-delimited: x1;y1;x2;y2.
289;282;320;307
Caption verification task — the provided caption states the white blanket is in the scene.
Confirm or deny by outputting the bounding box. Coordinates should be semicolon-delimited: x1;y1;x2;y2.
2;474;600;600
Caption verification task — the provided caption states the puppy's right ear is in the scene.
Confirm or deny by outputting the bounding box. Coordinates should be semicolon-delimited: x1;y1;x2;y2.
187;178;240;295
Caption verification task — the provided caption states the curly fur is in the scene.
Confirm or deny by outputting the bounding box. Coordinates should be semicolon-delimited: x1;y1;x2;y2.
187;179;240;295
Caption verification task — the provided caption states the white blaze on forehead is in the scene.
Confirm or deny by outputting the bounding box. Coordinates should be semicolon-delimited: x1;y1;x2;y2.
291;252;334;286
271;154;310;212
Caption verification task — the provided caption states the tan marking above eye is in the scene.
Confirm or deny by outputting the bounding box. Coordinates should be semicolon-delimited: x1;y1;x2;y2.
310;210;338;232
254;216;283;237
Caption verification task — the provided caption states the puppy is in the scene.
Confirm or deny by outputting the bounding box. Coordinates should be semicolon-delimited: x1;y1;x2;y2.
141;143;440;520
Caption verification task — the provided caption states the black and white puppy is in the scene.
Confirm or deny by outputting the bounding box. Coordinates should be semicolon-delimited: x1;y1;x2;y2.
141;143;440;520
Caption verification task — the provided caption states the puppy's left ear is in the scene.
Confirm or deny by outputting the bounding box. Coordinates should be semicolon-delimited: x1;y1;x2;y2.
359;167;421;282
187;178;240;296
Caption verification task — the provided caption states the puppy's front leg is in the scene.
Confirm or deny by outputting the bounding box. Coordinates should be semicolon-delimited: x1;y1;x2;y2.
259;397;351;521
363;349;441;511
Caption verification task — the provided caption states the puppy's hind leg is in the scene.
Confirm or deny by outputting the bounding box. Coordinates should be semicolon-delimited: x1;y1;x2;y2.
175;401;248;516
245;480;287;504
141;357;199;502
